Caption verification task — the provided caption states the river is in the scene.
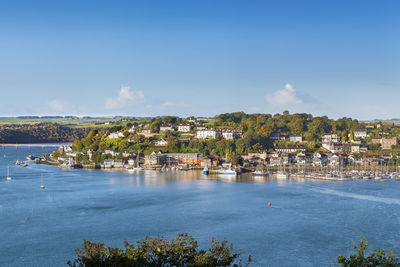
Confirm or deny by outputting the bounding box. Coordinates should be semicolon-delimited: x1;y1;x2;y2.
0;147;400;266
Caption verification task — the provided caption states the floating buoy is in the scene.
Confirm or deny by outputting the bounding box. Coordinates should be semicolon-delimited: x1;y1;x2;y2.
268;202;271;207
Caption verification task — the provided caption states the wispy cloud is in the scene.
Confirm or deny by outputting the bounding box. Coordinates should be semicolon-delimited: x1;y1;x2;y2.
48;99;70;112
104;86;145;109
265;83;303;108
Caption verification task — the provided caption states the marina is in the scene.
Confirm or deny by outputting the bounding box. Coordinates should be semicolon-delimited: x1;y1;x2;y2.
1;147;400;266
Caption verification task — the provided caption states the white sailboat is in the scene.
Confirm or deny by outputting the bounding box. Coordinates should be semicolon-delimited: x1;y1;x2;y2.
40;174;45;189
6;166;11;180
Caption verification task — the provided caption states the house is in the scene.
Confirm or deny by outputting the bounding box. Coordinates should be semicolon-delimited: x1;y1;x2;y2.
289;135;303;142
188;117;197;123
65;151;83;157
275;146;306;153
313;152;327;167
144;152;204;166
370;137;398;150
164;153;204;165
178;125;191;132
122;151;135;158
108;131;124;139
128;159;136;166
196;129;217;139
103;150;120;157
221;130;243;140
113;160;125;168
58;145;72;153
270;132;286;140
353;130;367;139
269;153;283;166
382;137;398;150
322;133;341;143
327;154;340;167
155;139;168;146
103;160;114;168
128;125;136;133
351;144;360;154
196;125;207;130
145;152;165;166
141;129;152;134
160;125;174;132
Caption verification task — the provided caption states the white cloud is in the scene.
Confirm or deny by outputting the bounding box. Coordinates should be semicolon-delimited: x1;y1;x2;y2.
48;99;70;112
265;83;303;107
104;86;145;109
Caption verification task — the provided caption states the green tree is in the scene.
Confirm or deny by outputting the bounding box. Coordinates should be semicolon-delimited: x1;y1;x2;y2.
68;232;251;267
337;237;399;266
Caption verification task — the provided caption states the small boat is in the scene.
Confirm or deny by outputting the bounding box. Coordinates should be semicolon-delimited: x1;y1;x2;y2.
219;168;237;175
395;178;400;181
40;174;45;189
6;166;11;181
203;165;209;175
276;172;289;179
14;160;20;166
253;169;271;176
20;162;28;167
380;179;388;182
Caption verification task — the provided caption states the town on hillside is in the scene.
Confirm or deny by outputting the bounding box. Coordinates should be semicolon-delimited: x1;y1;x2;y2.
42;112;400;180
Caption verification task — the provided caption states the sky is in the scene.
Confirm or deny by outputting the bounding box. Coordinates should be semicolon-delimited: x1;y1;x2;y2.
0;0;399;120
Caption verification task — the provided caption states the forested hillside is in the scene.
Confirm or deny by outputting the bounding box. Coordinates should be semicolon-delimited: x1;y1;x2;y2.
0;123;90;143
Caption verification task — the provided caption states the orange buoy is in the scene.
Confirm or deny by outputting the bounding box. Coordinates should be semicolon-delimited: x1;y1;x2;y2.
268;202;271;207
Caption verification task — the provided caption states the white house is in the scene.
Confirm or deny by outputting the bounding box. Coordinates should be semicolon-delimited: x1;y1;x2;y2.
128;125;136;133
353;130;367;139
155;139;168;146
221;130;243;140
196;129;217;139
160;125;174;132
103;150;120;157
108;131;124;139
178;125;191;132
322;133;341;143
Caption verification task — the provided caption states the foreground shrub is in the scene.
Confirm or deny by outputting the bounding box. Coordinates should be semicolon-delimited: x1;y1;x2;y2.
337;236;399;266
68;232;251;267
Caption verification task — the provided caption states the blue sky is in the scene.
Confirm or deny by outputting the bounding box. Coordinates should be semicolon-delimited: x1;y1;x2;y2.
0;0;399;120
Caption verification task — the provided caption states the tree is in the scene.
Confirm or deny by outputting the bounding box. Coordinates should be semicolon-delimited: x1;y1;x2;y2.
337;237;399;266
68;232;251;267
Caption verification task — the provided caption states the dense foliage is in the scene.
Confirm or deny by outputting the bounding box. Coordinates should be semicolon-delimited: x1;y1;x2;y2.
0;123;90;143
68;233;251;267
337;237;399;266
70;112;369;163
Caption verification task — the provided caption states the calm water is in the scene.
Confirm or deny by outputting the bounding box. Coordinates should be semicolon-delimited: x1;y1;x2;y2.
1;147;400;266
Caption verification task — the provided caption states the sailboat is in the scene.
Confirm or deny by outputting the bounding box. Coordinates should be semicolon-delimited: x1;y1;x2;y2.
133;153;142;171
6;166;11;180
40;174;45;189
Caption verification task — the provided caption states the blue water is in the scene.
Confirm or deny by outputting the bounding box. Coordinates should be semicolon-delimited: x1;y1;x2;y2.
1;147;400;266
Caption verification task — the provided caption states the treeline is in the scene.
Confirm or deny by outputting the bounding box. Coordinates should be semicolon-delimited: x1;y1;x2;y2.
0;123;90;143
